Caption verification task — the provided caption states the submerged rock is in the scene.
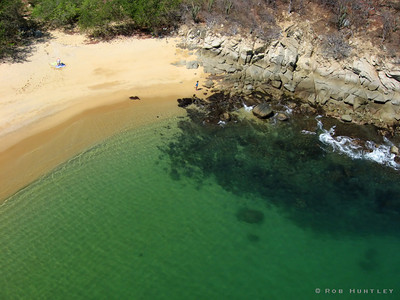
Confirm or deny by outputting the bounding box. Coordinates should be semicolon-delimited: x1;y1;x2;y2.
277;113;289;121
236;208;265;224
252;102;274;119
247;233;260;242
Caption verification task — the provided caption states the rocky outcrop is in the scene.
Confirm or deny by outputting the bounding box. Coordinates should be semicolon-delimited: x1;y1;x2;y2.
180;24;400;131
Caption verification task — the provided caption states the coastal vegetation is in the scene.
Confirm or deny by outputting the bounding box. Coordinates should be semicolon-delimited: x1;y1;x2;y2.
0;0;28;58
0;0;398;59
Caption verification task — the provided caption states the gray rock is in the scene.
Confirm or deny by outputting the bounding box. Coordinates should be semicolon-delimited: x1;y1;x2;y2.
379;71;398;91
344;72;359;85
353;59;381;89
271;80;282;89
253;103;274;119
227;66;237;73
226;51;239;63
316;89;330;105
262;69;272;81
283;83;296;92
365;79;380;91
186;61;199;69
296;76;315;92
211;38;224;48
216;56;226;64
204;36;221;49
341;114;352;122
245;65;264;81
354;97;367;110
367;91;389;103
344;94;355;106
391;93;400;106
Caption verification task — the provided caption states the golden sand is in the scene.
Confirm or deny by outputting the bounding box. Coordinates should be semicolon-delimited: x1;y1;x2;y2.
0;31;205;203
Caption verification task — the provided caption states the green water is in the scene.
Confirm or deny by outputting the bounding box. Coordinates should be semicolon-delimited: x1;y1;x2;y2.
1;111;399;299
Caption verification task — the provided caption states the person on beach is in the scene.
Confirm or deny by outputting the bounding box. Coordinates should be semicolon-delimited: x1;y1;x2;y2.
195;81;199;90
56;58;61;66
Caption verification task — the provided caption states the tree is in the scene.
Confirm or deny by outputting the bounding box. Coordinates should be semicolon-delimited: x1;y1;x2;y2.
0;0;27;58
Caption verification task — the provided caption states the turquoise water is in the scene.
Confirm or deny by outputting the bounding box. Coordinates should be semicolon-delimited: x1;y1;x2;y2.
1;110;400;299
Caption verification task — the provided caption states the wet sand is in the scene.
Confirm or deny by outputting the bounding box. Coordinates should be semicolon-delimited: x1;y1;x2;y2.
0;31;204;203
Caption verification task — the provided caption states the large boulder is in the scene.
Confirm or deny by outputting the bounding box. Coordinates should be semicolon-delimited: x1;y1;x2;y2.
203;36;224;49
252;103;274;119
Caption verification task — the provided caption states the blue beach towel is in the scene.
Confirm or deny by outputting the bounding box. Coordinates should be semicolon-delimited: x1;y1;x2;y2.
51;62;66;69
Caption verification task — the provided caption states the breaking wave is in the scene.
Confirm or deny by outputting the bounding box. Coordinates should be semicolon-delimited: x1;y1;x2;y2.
314;116;400;170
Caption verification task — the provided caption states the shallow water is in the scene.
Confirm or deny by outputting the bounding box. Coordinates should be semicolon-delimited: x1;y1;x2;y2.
1;110;399;299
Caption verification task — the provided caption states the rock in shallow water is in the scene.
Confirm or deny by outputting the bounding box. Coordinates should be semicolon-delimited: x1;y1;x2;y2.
252;102;274;119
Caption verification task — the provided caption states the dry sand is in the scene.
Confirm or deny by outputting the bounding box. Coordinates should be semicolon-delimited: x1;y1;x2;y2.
0;31;205;203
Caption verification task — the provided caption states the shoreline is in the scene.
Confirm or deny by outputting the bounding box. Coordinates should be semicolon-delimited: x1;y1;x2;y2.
0;91;188;203
0;31;205;203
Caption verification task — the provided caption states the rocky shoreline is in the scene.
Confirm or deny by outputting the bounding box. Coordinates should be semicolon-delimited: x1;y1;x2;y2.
176;23;400;137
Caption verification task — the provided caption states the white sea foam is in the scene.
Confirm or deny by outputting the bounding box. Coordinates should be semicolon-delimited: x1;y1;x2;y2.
316;117;400;170
283;105;293;115
301;130;317;135
242;103;254;112
218;120;227;127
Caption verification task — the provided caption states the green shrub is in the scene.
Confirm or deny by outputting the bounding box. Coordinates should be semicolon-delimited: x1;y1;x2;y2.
32;0;81;27
79;0;124;29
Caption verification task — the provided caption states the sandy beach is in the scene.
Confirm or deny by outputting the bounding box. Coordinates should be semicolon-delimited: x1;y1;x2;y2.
0;31;204;203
